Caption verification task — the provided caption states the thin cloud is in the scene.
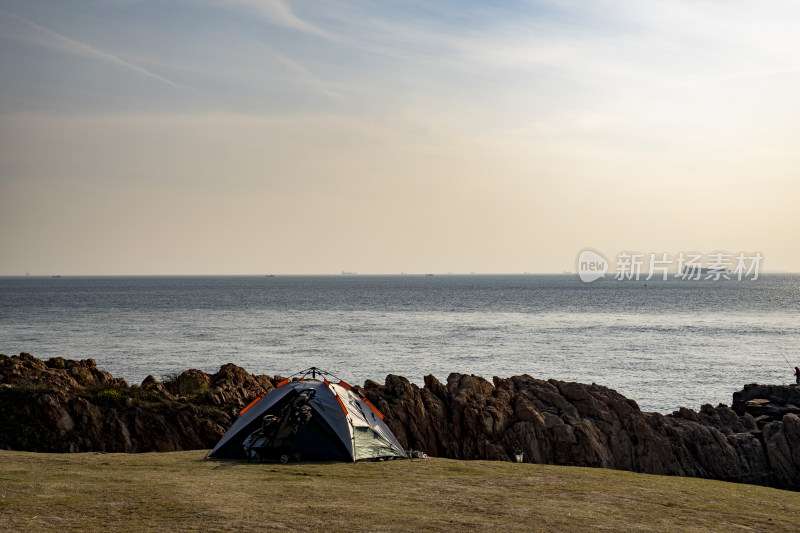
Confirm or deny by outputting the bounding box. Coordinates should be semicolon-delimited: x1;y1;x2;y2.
258;43;342;100
225;0;340;42
4;12;176;87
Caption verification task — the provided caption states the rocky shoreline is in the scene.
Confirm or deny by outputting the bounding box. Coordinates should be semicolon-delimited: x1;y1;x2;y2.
2;352;799;491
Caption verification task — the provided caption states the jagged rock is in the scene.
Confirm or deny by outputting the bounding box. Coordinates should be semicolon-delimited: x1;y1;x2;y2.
0;352;122;393
164;369;210;397
141;375;173;399
0;353;269;453
207;363;274;408
2;353;800;491
364;373;800;490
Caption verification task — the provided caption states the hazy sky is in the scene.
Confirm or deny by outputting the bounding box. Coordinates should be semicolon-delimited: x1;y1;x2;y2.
1;1;798;275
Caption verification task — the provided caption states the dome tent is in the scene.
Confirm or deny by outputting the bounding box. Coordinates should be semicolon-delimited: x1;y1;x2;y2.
209;368;408;462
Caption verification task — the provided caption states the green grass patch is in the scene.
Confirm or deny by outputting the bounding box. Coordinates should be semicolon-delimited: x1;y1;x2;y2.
0;450;798;532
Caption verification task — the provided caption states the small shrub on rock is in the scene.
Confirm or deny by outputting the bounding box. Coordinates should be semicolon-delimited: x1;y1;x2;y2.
94;388;125;407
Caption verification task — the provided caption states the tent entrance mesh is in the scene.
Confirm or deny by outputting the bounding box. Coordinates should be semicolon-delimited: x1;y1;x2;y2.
352;426;407;460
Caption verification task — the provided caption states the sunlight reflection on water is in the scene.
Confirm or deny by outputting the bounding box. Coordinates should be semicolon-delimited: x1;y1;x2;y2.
1;275;798;413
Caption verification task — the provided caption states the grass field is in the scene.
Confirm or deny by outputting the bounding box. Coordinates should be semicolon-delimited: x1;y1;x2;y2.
1;450;798;532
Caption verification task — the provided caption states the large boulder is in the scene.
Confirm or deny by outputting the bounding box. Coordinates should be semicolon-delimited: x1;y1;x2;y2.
206;363;275;409
0;353;127;394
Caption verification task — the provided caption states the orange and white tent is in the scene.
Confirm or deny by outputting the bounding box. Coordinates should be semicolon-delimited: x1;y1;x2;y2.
209;369;407;462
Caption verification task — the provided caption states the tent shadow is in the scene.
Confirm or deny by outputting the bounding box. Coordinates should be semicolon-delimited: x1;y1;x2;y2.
205;457;351;469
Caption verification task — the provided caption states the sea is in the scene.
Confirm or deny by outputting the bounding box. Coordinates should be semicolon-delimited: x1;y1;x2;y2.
0;274;798;413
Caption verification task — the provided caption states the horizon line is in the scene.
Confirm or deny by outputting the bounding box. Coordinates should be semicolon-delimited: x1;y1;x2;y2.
1;271;797;278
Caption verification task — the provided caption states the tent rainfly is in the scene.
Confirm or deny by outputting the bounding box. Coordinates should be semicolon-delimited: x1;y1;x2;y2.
209;369;408;463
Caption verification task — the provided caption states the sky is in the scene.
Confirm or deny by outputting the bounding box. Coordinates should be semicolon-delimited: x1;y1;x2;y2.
1;0;799;275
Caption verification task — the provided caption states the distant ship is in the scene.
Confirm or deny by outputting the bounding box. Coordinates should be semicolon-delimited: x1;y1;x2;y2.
341;271;357;276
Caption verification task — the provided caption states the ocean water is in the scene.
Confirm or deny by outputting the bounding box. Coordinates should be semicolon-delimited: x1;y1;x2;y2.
0;274;798;413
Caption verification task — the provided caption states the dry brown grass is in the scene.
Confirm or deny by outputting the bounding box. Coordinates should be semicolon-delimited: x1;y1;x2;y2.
1;450;798;532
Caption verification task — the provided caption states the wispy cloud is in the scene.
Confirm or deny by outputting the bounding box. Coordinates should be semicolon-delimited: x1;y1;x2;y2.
2;12;176;87
223;0;340;41
257;43;342;100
